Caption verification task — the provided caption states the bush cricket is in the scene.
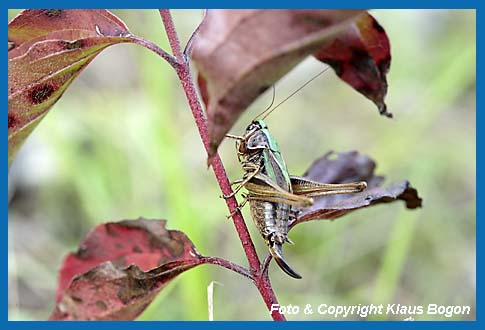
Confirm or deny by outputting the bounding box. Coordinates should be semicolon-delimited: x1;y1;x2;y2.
225;69;367;278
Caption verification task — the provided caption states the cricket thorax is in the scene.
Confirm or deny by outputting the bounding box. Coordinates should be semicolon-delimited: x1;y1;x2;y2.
246;130;271;151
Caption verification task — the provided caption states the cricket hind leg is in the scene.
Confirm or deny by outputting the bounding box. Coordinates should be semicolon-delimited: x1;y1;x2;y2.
290;176;367;197
243;173;314;208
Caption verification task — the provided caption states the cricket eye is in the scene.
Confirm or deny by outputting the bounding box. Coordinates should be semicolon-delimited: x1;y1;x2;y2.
238;141;247;153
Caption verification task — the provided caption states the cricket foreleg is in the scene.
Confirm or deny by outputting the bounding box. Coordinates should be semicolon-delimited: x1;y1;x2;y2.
225;134;245;141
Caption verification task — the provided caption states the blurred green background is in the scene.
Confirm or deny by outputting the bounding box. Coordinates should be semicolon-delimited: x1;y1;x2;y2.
8;10;475;320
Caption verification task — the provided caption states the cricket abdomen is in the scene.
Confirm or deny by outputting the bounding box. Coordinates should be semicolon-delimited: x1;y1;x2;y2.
249;200;301;279
250;200;290;242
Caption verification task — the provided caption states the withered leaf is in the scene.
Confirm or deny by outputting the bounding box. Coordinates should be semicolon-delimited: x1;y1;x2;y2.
8;9;132;58
51;218;204;320
8;10;138;166
50;261;203;320
191;9;367;163
314;13;392;117
290;151;422;227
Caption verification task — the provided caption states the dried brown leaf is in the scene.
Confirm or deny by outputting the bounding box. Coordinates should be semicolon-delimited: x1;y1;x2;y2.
191;9;366;163
291;151;422;227
314;13;392;117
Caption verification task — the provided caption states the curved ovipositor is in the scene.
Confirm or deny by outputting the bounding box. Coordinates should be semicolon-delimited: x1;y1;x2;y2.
269;242;302;279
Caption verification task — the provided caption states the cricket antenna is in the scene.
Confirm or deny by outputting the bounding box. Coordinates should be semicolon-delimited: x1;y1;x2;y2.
254;66;330;121
264;85;276;114
250;85;275;122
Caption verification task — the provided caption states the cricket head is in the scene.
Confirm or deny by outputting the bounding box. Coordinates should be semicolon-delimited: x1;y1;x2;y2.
245;119;267;135
237;119;271;155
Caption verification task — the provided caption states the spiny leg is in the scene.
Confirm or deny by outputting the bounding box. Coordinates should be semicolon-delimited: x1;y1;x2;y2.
219;179;243;199
226;194;248;219
230;179;244;186
223;164;260;199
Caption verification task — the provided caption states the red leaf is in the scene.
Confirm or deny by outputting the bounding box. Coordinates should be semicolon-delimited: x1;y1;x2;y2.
314;13;392;117
52;218;204;320
8;10;139;166
8;9;132;59
50;261;203;320
191;9;366;163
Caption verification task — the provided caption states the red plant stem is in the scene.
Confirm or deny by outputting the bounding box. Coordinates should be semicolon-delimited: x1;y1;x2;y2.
130;35;178;68
158;9;260;275
159;9;285;321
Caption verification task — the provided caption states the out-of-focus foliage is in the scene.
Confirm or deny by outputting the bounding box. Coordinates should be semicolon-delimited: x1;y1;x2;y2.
8;10;475;320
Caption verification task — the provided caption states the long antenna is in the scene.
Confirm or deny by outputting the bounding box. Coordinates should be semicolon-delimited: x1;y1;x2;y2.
263;85;276;114
254;66;330;121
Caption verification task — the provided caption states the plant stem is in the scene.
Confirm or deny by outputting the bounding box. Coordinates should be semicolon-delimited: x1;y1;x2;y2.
130;35;179;69
158;9;260;274
201;257;252;280
159;9;285;321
